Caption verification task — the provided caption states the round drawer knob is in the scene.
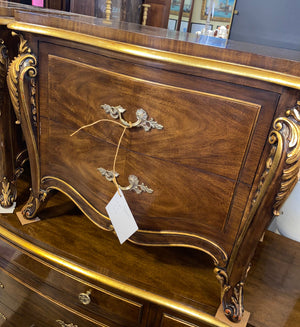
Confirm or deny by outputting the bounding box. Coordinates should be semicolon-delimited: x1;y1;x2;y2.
78;290;91;305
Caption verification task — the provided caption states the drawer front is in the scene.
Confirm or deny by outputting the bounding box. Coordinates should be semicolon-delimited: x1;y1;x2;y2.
0;242;145;327
46;55;260;181
38;41;279;255
0;269;107;327
46;269;144;326
160;313;216;327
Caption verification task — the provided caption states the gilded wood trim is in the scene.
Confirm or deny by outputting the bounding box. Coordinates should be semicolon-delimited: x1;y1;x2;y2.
0;225;231;327
7;22;300;90
51;54;262;109
0;266;106;326
41;176;112;226
129;230;228;265
228;103;300;276
0;18;14;25
7;32;42;218
41;176;227;266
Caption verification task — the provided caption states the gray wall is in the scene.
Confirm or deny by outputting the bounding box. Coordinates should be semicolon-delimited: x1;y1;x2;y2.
230;0;300;51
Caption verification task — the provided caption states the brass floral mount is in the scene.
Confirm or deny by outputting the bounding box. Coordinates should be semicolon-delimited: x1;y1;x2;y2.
98;103;162;194
101;104;163;131
98;168;153;194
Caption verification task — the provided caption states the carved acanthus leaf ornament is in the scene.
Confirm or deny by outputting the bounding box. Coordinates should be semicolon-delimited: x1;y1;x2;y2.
252;102;300;215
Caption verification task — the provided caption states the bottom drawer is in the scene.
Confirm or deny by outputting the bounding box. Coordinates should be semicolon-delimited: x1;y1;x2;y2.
160;313;218;327
0;268;122;327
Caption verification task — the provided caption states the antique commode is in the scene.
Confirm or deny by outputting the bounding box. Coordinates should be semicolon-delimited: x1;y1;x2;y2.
0;3;300;327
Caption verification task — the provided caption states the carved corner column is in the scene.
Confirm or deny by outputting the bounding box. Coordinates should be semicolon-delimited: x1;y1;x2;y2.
215;102;300;323
0;39;18;208
7;32;47;218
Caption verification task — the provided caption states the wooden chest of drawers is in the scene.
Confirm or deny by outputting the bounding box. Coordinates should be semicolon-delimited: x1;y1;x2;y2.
0;227;148;327
0;179;231;327
0;182;298;327
1;4;300;325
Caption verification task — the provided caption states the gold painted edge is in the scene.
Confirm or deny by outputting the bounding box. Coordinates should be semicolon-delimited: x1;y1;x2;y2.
41;176;111;223
6;21;300;90
0;225;231;327
131;230;228;262
0;266;105;326
227;131;283;275
42;176;227;264
0;17;14;25
50;54;261;110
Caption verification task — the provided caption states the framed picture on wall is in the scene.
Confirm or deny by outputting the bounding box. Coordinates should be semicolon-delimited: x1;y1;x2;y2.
168;19;177;30
170;0;193;17
182;0;193;17
201;0;236;22
180;20;188;32
191;23;213;34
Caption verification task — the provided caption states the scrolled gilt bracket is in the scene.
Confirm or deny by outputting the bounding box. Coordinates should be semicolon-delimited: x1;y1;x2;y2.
251;102;300;216
7;32;43;218
101;104;163;131
97;167;153;194
219;102;300;323
214;266;250;323
250;102;300;217
7;32;38;127
272;103;300;214
56;320;78;327
22;189;48;219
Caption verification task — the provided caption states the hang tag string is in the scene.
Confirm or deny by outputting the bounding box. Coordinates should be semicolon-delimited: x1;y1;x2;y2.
112;126;126;196
70;119;125;137
71;119;132;196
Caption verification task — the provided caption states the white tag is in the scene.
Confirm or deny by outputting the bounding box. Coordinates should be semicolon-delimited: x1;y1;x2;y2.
0;202;16;213
105;189;138;244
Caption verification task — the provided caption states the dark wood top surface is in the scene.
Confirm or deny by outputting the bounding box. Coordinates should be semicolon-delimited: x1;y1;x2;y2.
0;173;298;327
1;1;300;76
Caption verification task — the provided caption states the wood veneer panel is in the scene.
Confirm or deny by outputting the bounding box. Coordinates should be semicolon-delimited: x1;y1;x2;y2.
46;54;260;181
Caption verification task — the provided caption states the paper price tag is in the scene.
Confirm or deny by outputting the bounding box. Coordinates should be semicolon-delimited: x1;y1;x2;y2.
105;189;138;244
0;202;16;214
32;0;44;7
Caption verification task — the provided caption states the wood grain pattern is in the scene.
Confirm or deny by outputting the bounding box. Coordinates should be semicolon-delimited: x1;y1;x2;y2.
47;54;261;181
0;268;120;326
35;47;277;263
3;7;300;323
11;9;300;79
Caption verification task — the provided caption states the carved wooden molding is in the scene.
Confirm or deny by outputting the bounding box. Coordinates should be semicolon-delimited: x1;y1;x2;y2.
7;32;44;217
273;103;300;214
218;103;300;322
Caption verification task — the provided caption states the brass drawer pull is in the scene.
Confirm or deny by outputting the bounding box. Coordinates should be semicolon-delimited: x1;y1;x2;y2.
98;168;153;194
56;320;78;327
0;312;6;320
78;290;91;305
101;104;163;132
0;282;4;288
